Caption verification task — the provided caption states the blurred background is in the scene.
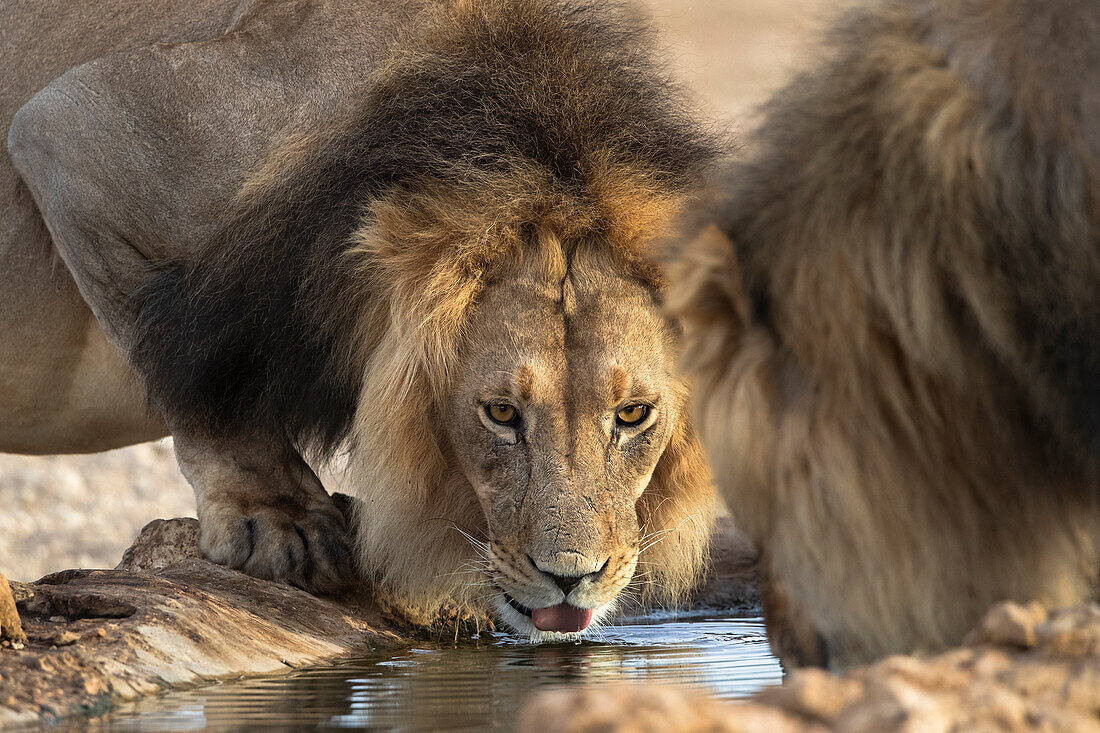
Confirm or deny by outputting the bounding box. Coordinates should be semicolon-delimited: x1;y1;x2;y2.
0;0;840;581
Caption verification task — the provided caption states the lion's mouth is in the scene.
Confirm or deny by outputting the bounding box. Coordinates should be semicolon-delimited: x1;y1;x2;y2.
502;592;594;632
503;592;533;618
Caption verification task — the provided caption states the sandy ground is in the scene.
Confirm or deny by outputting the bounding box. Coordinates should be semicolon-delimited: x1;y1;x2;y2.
0;442;194;580
0;0;842;582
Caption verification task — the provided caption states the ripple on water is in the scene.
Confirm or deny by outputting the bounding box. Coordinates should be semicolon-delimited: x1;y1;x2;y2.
95;613;782;731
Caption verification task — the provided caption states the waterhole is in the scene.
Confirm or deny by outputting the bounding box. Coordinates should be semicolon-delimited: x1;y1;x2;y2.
95;612;781;731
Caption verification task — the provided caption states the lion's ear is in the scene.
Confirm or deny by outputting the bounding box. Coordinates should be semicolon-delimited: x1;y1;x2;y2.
665;224;752;376
636;416;718;606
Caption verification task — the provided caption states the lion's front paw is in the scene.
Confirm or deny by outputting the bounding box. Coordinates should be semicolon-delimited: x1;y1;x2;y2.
197;497;354;595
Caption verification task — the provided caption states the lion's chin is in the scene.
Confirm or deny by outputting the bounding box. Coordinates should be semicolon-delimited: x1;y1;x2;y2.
491;592;616;642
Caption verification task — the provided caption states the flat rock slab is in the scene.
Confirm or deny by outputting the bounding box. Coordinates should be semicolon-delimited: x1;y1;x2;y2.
0;518;402;727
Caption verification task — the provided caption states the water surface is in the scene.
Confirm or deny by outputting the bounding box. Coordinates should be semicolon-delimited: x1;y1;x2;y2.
95;612;781;731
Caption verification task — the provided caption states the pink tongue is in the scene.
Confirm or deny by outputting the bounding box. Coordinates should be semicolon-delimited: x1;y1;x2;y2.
531;603;594;632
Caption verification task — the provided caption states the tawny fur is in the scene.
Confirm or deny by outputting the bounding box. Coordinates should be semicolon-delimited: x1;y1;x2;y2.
671;0;1100;667
346;210;716;622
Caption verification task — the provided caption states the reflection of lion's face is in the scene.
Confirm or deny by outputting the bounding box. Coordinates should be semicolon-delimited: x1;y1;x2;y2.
447;242;685;637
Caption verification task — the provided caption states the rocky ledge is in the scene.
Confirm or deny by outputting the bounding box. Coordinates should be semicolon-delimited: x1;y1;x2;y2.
520;601;1100;733
0;518;402;727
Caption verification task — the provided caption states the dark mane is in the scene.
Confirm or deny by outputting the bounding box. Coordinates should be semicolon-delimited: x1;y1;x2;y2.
128;0;719;453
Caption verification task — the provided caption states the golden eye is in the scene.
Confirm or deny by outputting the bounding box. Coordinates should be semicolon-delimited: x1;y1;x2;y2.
487;403;518;425
616;404;650;426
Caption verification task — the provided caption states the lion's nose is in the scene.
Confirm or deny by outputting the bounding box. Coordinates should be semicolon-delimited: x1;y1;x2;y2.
545;572;585;594
531;555;609;595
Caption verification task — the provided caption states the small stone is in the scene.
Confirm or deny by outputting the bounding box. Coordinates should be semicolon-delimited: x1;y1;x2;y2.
1035;606;1100;657
970;648;1013;679
0;574;27;645
49;616;67;624
965;600;1047;649
53;631;79;646
875;652;973;693
516;683;814;733
961;681;1028;729
115;518;202;573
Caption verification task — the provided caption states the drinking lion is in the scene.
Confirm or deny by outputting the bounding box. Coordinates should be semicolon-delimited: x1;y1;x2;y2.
3;0;719;635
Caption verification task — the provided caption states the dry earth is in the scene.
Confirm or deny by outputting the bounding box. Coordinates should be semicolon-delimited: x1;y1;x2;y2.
0;442;193;581
0;0;843;582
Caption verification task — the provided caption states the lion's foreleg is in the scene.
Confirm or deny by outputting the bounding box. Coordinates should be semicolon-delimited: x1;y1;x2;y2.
10;85;356;595
172;429;353;594
761;565;829;670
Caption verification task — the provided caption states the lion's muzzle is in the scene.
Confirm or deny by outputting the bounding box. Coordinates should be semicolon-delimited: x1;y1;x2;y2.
489;540;638;637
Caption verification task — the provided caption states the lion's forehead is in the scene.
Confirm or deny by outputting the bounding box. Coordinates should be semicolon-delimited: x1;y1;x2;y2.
476;315;671;406
476;268;670;358
461;240;678;417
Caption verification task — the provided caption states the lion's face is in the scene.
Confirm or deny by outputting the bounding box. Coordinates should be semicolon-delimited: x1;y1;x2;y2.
445;242;686;637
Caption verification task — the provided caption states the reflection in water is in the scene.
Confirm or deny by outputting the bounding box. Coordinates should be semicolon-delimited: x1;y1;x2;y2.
97;614;781;731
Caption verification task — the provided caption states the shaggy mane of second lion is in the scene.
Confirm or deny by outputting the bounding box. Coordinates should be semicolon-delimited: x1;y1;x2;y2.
670;0;1100;664
129;0;720;620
